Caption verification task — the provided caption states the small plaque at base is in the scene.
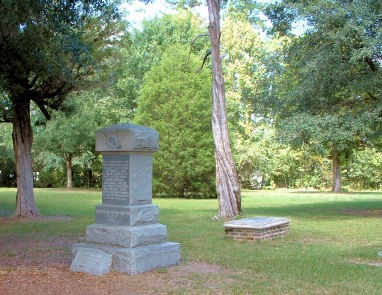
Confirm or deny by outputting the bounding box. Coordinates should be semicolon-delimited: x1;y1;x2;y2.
70;248;112;276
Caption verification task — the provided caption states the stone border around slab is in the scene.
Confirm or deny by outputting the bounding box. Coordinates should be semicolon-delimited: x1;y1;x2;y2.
224;217;290;230
224;216;291;242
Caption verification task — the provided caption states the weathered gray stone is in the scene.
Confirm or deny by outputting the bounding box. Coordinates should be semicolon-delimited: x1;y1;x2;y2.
70;248;112;276
96;123;159;152
224;216;290;230
101;153;153;206
113;242;181;274
86;223;167;248
101;153;130;205
95;204;159;226
128;153;153;205
73;242;181;275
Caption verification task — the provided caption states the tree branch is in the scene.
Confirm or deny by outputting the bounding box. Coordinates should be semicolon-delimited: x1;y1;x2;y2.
190;33;212;74
196;50;212;74
367;92;378;101
34;98;51;120
190;33;209;51
31;79;73;120
365;57;378;73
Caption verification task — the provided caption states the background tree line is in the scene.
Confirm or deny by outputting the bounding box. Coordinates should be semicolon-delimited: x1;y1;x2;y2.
1;0;382;200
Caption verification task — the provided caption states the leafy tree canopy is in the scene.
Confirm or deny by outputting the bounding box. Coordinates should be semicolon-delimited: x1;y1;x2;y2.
265;0;382;113
33;95;98;188
0;0;121;216
116;9;207;118
263;0;382;191
135;45;215;197
0;0;121;121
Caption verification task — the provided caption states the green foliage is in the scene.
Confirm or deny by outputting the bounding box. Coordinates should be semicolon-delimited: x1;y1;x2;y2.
265;0;382;120
135;46;215;197
221;17;267;137
234;124;332;190
2;2;381;193
34;104;96;158
343;148;382;190
116;10;208;119
33;95;101;188
277;111;380;156
0;124;15;186
234;132;275;189
0;0;121;118
166;0;202;9
262;0;382;190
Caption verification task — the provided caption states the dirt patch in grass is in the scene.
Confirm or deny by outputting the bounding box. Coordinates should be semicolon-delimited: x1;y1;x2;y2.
0;222;238;294
339;209;382;217
0;262;236;295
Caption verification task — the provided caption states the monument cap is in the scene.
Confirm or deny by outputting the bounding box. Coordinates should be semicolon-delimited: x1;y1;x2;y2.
96;123;159;152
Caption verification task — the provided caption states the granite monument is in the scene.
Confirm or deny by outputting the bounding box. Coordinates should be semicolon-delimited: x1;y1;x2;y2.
71;123;180;275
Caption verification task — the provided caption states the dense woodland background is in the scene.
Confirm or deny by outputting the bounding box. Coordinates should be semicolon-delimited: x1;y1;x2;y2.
1;0;382;196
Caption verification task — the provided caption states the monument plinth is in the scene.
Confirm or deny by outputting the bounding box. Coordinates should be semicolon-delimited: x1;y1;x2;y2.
71;124;181;275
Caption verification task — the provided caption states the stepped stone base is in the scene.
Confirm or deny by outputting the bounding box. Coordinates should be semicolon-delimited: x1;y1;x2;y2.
224;217;290;242
73;242;180;275
95;204;159;226
86;223;167;248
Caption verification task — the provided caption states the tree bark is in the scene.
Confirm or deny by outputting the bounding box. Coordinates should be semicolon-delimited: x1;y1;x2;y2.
12;100;40;217
207;0;241;218
87;169;93;188
332;148;341;192
65;155;74;189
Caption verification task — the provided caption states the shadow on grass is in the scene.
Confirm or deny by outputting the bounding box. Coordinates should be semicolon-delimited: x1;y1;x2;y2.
159;198;382;226
2;188;382;222
241;198;382;220
292;190;382;196
0;209;14;217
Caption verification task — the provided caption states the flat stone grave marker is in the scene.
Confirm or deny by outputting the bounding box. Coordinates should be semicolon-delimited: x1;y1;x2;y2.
70;248;112;276
224;216;290;242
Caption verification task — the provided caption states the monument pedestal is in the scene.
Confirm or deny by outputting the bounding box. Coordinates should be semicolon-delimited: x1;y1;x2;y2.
73;242;180;275
86;223;168;248
71;124;180;275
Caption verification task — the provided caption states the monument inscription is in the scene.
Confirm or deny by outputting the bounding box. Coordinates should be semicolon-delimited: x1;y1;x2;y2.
102;154;130;204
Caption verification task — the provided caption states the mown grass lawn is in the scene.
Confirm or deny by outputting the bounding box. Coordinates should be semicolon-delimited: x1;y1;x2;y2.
1;188;382;294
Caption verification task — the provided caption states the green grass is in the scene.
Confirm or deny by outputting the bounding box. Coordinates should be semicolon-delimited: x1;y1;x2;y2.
1;188;382;294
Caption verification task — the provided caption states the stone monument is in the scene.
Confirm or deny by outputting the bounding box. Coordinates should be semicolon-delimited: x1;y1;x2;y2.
71;123;181;275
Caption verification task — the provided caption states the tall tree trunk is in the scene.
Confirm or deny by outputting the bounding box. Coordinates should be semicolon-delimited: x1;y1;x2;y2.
12;100;40;217
87;169;93;188
332;148;341;192
207;0;241;218
65;155;73;189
